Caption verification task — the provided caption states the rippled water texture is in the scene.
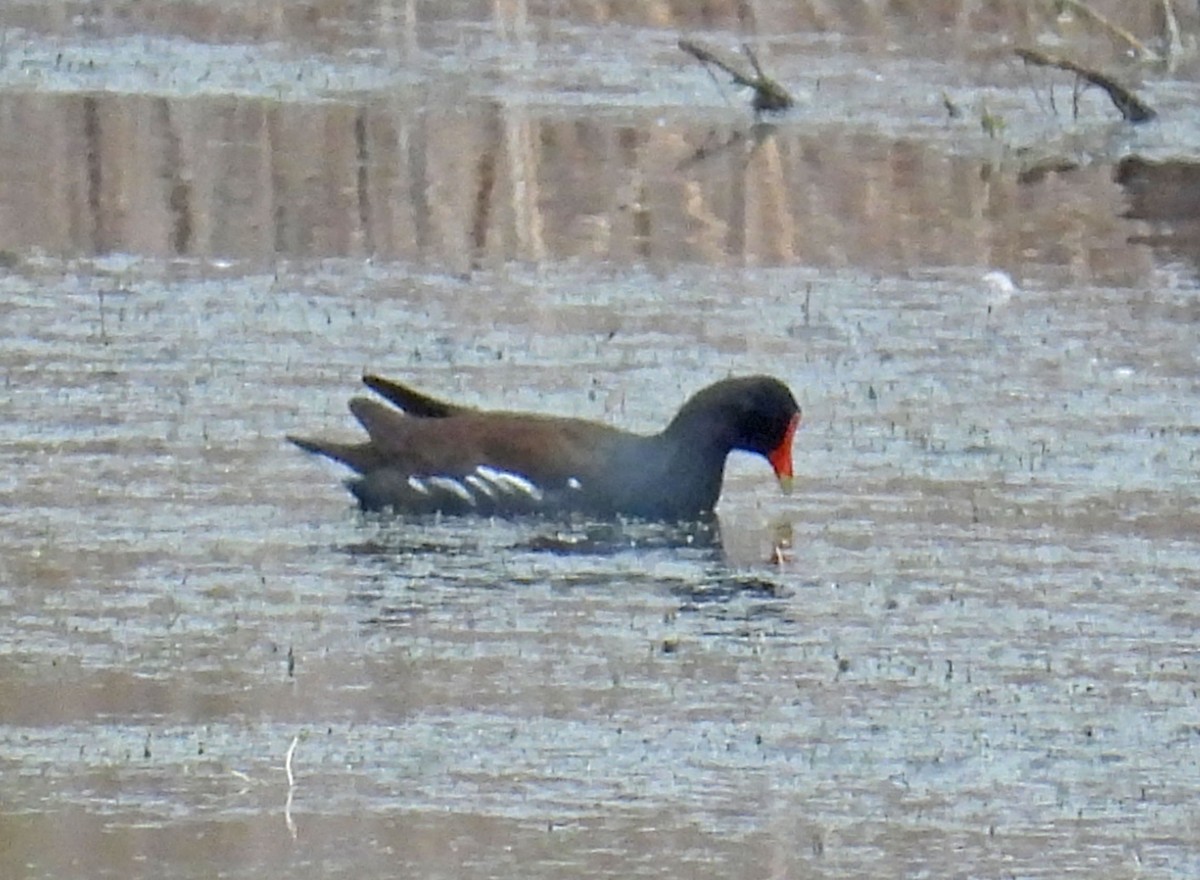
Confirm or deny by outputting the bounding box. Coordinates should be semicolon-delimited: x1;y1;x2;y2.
2;1;1199;878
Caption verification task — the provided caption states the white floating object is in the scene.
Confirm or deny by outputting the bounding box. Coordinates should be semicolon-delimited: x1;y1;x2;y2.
982;270;1018;310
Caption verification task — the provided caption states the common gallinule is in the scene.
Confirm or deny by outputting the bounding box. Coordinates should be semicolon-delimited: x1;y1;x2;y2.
289;374;801;519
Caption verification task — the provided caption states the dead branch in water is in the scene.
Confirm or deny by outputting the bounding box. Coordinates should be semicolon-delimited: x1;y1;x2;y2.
1015;47;1157;123
1160;0;1185;64
1055;0;1159;61
678;38;794;114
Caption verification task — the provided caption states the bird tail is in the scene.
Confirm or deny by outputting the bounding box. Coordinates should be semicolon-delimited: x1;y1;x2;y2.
286;434;377;473
362;375;466;418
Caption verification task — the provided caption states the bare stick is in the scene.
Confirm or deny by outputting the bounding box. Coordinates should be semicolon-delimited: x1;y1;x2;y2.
1057;0;1158;61
284;733;299;839
285;788;297;839
1161;0;1183;62
742;43;768;81
285;733;299;788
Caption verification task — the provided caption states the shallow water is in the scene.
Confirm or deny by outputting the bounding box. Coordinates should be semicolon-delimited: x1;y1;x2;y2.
2;1;1200;878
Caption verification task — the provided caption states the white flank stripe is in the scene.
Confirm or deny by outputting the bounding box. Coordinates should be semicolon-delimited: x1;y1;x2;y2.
427;476;476;505
476;465;544;501
407;476;430;495
464;473;497;499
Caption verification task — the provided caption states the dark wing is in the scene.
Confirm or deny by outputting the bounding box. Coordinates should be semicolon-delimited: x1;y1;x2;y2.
348;399;628;481
362;375;469;418
348;405;643;514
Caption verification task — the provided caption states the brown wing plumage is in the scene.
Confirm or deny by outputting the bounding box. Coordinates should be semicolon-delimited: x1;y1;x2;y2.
361;374;468;418
347;396;627;484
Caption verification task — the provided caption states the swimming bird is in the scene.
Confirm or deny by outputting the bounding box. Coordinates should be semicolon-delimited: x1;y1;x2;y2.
289;374;801;519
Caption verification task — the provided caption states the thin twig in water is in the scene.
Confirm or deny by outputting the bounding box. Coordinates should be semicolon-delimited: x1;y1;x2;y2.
285;733;299;788
285;788;297;839
1056;0;1159;61
284;733;299;839
1161;0;1184;64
